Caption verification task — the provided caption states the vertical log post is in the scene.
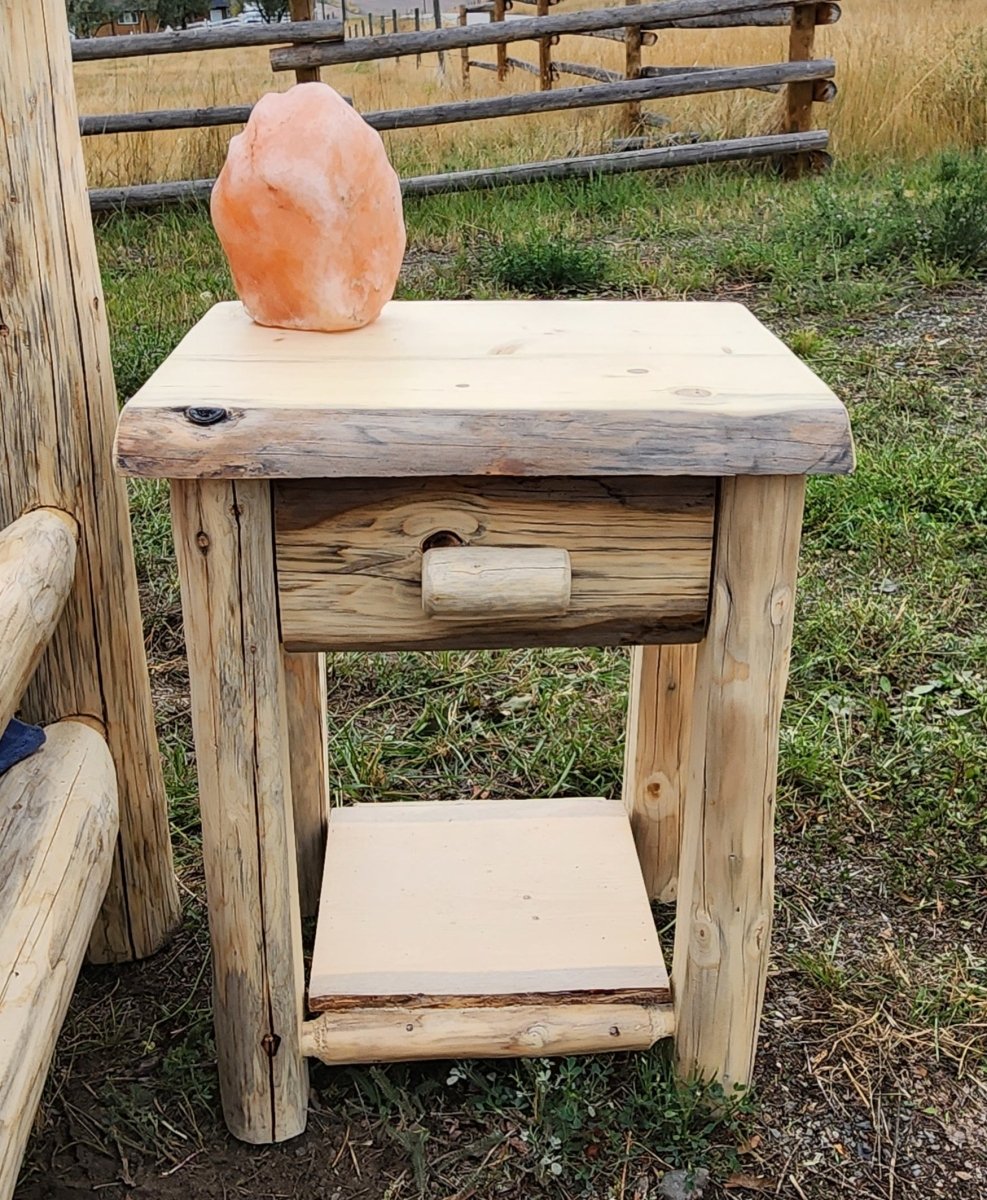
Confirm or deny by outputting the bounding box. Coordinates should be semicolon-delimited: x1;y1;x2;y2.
493;0;508;82
673;475;805;1092
172;479;308;1144
784;1;817;176
537;0;553;90
459;5;471;87
433;0;446;72
0;0;179;963
392;8;399;33
283;652;329;919
624;0;643;133
289;0;322;83
415;6;422;66
623;644;697;903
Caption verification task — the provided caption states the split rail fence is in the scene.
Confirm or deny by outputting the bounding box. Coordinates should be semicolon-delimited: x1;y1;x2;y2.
75;0;840;210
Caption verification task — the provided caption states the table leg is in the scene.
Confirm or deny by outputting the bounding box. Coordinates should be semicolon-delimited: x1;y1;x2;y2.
673;475;805;1091
171;479;308;1143
622;644;697;902
283;651;330;917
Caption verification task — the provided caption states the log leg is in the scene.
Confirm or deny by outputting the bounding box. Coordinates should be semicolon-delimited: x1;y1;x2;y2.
673;475;805;1091
283;651;330;918
622;643;697;902
171;479;308;1144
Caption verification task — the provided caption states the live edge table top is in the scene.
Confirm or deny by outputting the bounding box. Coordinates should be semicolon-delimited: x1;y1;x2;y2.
114;300;854;480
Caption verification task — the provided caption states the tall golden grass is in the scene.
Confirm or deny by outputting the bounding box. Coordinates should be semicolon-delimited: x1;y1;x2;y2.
74;0;987;187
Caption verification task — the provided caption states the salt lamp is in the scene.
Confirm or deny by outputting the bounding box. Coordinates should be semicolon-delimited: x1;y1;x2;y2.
211;83;406;332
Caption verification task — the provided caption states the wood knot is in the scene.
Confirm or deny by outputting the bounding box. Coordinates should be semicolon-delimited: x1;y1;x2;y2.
195;531;210;553
261;1033;281;1058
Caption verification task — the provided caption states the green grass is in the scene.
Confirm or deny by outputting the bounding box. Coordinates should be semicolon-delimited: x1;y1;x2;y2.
56;152;987;1195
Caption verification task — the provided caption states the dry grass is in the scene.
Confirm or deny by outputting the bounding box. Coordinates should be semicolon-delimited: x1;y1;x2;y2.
74;0;987;187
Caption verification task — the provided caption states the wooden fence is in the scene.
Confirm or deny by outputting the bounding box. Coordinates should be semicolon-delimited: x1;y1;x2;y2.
75;0;840;210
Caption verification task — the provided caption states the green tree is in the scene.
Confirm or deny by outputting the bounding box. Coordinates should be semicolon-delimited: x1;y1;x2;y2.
149;0;203;28
65;0;122;36
252;0;291;20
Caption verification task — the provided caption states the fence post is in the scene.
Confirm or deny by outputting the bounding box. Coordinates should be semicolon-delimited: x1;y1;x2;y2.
289;0;321;83
624;0;642;132
459;4;470;86
393;8;399;32
537;0;552;90
433;0;446;72
784;1;817;175
493;0;507;81
415;7;422;66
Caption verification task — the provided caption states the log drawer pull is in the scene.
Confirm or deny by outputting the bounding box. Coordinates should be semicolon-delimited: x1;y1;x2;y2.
421;546;572;620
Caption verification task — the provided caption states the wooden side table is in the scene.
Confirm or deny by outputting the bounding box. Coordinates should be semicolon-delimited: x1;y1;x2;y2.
115;300;853;1144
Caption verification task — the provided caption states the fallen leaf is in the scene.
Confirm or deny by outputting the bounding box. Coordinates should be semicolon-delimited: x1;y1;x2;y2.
737;1135;762;1155
725;1173;777;1191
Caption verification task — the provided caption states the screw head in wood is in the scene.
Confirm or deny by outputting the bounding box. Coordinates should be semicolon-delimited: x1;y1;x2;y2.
185;405;229;426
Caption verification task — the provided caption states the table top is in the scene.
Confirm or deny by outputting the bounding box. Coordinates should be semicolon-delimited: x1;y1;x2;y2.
114;300;853;479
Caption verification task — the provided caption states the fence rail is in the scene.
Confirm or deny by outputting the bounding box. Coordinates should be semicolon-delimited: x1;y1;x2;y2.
75;0;840;209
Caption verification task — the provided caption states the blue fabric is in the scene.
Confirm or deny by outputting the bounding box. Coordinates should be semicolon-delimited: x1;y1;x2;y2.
0;717;46;775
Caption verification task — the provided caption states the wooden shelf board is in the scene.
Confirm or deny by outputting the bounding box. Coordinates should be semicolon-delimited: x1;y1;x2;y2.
309;796;669;1012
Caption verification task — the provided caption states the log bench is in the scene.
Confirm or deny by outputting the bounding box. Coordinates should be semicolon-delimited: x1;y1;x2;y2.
114;298;854;1145
0;511;118;1198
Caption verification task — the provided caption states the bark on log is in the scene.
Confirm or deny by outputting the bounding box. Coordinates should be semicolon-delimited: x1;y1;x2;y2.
71;17;342;61
1;0;180;962
269;0;804;68
0;509;78;740
0;721;118;1200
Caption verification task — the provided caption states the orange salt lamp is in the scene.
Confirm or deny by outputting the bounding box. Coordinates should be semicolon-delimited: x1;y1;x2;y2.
211;83;406;332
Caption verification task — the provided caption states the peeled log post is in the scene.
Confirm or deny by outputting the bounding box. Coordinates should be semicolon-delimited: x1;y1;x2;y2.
0;721;118;1200
270;0;803;69
0;510;78;740
624;0;643;134
537;0;553;91
785;2;818;176
283;651;329;919
673;475;805;1091
622;644;697;902
1;0;179;962
494;0;508;81
289;0;322;83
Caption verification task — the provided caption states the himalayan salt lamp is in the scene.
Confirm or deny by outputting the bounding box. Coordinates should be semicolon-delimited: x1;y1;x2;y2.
211;83;406;332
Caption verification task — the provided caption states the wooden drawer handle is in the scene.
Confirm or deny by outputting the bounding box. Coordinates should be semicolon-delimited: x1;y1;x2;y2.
421;547;572;619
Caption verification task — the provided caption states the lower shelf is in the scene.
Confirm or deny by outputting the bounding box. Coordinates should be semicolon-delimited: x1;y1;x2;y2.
307;796;671;1062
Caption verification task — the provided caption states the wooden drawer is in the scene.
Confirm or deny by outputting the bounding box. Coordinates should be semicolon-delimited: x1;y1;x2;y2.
274;476;714;652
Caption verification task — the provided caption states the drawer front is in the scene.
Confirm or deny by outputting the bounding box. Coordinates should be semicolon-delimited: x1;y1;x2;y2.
274;477;714;652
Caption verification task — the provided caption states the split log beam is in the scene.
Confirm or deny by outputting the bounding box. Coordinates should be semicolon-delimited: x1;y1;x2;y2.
644;1;839;27
71;17;342;60
0;510;78;739
269;0;810;69
582;25;656;44
87;130;830;210
554;60;622;83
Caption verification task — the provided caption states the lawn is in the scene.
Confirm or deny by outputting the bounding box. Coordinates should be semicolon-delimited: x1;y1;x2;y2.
16;154;987;1199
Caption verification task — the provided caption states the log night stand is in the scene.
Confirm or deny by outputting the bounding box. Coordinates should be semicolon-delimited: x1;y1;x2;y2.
114;300;854;1144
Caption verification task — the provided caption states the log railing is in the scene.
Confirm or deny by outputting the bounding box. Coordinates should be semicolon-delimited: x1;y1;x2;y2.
75;0;841;209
